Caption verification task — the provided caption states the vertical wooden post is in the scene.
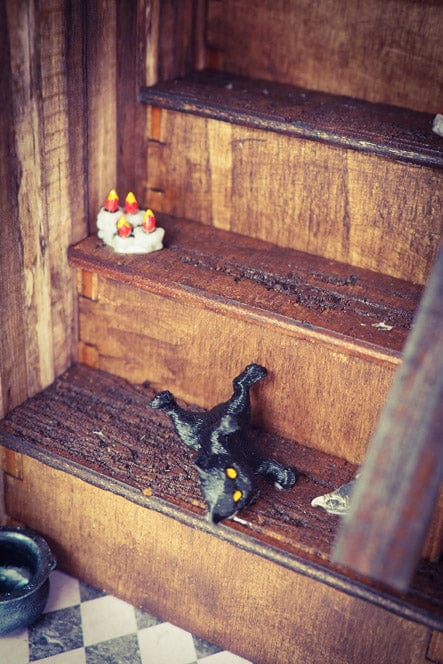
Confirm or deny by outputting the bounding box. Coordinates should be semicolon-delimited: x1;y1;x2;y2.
0;1;28;417
86;0;118;229
332;243;443;591
116;0;147;201
0;0;88;416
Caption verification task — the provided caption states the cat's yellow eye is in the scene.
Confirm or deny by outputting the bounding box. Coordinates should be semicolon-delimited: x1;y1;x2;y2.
233;489;243;503
226;467;238;480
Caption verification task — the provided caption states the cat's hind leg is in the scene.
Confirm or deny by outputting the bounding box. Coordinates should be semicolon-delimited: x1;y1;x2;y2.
226;363;268;417
150;391;204;451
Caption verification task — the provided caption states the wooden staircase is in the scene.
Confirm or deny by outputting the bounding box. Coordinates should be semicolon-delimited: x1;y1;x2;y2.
1;2;442;663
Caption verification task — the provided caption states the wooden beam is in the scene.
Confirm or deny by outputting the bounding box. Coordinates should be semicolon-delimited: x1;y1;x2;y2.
332;243;443;591
86;0;117;229
116;0;146;200
0;0;28;416
1;0;88;416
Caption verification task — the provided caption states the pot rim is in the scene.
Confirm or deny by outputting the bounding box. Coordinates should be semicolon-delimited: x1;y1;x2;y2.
0;526;56;602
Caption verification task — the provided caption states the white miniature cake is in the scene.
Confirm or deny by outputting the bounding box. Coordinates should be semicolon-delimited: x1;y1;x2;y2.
96;191;164;254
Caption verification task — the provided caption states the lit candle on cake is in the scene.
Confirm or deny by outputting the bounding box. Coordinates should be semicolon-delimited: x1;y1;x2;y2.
116;215;132;237
96;189;122;245
142;208;156;233
131;208;165;253
104;189;119;212
124;192;145;226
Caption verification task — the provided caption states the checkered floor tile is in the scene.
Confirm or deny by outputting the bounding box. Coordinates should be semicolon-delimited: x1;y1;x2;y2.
0;571;253;664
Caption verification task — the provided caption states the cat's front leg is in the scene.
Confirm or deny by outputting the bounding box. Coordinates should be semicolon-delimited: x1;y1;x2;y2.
257;458;298;490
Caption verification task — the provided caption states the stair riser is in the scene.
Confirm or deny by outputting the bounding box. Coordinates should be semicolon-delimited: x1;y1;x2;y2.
206;0;442;113
3;453;432;664
146;111;441;285
77;274;398;465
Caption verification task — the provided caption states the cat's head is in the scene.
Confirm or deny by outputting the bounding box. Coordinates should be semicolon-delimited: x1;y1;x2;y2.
195;454;255;523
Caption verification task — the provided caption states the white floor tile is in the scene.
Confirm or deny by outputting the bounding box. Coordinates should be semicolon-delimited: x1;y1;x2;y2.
199;652;253;664
35;647;87;663
80;594;137;646
45;571;81;613
138;622;197;664
0;627;29;664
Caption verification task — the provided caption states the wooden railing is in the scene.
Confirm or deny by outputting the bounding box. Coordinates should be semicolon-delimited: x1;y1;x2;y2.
333;242;443;591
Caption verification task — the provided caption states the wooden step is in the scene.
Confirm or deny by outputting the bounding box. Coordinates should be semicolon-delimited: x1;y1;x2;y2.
139;70;442;285
68;216;422;464
0;364;357;564
0;365;441;664
140;70;442;167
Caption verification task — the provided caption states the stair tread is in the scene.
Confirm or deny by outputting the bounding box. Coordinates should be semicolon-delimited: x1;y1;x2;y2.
69;215;422;356
140;70;443;167
0;364;441;627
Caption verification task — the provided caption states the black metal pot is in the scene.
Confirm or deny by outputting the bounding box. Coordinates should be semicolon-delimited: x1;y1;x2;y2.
0;526;56;634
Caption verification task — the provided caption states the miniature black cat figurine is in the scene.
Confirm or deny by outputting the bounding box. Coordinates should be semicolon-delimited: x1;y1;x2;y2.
150;363;297;523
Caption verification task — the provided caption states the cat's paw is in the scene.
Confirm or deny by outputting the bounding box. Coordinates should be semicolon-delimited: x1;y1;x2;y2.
258;459;298;489
274;465;298;490
150;390;174;409
242;363;268;384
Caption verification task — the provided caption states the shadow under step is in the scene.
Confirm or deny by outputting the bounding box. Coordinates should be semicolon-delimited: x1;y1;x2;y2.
0;364;441;657
69;215;422;464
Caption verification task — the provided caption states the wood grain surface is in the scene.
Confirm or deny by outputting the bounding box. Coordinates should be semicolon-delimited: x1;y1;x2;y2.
333;243;443;589
0;365;442;661
86;0;117;226
0;364;357;564
140;70;443;167
206;0;443;113
0;0;88;417
145;110;441;285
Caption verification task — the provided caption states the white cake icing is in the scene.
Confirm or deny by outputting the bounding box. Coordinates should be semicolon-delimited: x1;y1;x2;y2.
96;207;123;245
111;226;165;254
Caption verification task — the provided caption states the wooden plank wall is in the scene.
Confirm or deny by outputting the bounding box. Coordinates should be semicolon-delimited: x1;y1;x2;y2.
85;0;146;225
87;0;203;230
0;0;204;413
206;0;443;113
0;0;88;418
0;0;152;417
144;0;206;86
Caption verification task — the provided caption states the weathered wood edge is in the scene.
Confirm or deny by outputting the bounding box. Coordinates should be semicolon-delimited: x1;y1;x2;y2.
139;72;443;168
1;429;441;632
